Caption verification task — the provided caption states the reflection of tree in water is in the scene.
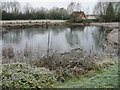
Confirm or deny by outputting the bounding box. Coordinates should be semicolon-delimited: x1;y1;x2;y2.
65;26;85;47
2;26;67;45
22;27;47;38
0;32;2;40
2;27;48;44
92;26;106;51
2;31;23;44
65;26;106;52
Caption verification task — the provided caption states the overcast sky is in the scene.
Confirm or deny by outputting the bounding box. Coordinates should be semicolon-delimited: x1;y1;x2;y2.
1;0;120;14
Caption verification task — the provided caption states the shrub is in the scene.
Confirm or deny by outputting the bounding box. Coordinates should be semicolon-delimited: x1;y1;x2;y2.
0;63;57;88
34;48;113;81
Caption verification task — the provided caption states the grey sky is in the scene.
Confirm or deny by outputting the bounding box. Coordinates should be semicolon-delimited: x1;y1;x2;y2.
20;1;98;14
20;2;96;14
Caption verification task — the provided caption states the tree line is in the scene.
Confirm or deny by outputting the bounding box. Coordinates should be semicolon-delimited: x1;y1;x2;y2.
1;1;120;22
1;1;83;20
94;1;120;22
1;2;71;20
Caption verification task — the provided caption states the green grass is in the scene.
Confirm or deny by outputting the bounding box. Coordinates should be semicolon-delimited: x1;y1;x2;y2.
58;63;119;88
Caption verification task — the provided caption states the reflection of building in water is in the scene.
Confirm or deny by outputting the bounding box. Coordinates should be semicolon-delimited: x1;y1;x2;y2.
50;26;68;36
69;26;85;31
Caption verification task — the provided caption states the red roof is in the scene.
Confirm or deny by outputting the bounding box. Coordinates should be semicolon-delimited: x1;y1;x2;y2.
72;11;86;19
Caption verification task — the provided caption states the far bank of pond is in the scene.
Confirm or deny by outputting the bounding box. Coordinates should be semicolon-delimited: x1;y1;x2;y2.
1;20;66;30
1;20;119;30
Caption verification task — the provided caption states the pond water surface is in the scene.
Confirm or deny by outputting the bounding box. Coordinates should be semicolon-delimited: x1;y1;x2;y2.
1;26;106;55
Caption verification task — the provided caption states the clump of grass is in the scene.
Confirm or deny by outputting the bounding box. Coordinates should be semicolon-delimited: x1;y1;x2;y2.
0;63;57;88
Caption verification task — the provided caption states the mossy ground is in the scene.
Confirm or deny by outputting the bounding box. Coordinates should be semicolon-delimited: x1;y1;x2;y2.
58;63;119;88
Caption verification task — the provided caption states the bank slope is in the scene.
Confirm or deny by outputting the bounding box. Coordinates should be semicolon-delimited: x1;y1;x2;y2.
58;63;118;88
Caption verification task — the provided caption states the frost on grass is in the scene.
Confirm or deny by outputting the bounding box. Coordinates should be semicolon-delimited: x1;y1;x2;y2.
0;63;57;88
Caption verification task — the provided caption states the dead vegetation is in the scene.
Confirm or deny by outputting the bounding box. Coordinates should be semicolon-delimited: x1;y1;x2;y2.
33;48;114;81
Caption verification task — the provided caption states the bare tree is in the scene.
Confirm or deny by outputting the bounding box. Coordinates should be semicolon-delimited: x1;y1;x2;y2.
12;1;20;13
67;2;76;14
86;6;89;15
93;1;109;16
1;1;21;13
113;2;120;16
1;2;8;12
6;2;10;13
76;3;81;11
24;3;33;14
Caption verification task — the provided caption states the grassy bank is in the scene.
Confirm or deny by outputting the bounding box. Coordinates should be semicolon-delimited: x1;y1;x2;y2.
58;62;119;88
2;47;116;83
1;44;118;88
1;61;118;88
